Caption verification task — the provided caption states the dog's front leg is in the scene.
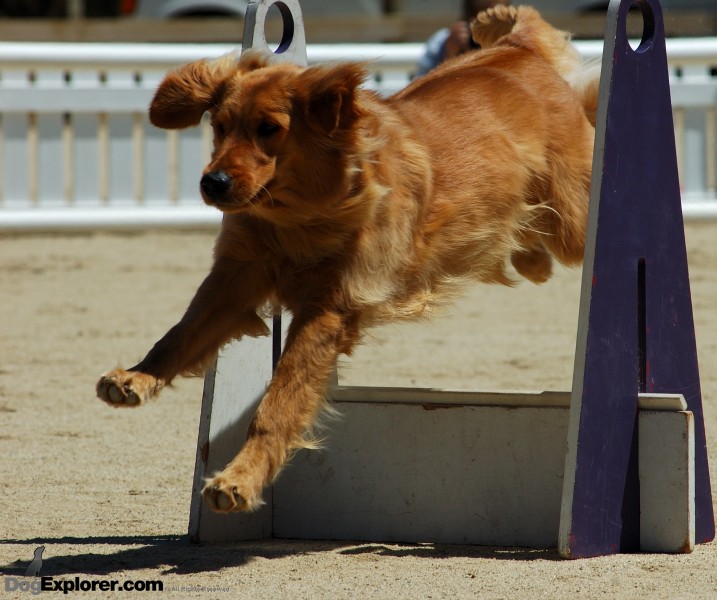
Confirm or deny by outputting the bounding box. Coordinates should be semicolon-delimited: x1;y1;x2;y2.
202;306;353;512
96;260;271;408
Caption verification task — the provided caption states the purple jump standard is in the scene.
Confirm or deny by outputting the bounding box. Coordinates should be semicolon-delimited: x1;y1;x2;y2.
559;0;715;558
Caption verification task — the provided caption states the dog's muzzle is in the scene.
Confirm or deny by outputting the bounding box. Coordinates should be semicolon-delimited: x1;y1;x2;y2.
200;171;232;201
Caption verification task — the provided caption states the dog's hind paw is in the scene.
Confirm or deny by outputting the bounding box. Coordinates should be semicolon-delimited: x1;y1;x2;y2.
96;370;163;408
511;246;554;284
471;5;518;49
202;474;264;513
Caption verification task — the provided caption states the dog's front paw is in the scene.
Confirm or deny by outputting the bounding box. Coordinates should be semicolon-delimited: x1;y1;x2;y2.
202;473;265;513
96;370;164;408
471;5;518;48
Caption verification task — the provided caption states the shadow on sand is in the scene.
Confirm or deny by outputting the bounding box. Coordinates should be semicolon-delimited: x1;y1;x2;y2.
1;535;561;576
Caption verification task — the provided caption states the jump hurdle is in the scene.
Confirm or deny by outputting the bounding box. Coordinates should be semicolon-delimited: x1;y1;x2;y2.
188;0;714;556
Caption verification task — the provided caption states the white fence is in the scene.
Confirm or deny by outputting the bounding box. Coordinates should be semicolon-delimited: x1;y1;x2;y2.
0;39;716;230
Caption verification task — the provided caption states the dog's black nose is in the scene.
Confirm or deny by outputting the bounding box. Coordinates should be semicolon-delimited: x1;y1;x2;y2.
200;171;232;199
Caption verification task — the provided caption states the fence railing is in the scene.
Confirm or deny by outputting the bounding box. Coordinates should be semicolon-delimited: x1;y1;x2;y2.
1;39;716;230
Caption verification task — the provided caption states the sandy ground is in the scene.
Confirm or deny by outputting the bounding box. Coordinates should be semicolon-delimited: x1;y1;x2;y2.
1;222;716;599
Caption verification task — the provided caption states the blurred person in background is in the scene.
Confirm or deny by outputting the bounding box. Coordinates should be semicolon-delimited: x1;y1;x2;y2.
417;0;512;76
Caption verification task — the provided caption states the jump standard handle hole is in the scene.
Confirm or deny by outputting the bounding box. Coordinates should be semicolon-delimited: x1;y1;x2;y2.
263;1;295;54
625;0;656;54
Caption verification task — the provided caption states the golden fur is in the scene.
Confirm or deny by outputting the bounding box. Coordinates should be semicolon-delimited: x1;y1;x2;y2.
97;6;598;513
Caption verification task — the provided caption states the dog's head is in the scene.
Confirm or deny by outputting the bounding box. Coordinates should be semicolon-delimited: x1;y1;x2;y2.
150;51;368;222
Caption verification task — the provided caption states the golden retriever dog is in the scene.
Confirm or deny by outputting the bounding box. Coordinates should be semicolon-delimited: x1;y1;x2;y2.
97;6;598;513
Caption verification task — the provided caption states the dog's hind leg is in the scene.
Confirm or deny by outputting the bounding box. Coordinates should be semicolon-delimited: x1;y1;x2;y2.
202;306;357;513
472;6;582;81
540;156;593;268
511;243;553;284
470;4;518;49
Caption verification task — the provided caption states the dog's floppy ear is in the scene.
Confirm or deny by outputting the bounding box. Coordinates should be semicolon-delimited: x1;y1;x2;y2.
149;55;237;130
300;62;367;135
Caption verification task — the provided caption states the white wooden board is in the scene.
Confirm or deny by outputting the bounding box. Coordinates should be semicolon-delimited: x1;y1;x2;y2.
639;410;695;553
273;401;568;546
191;374;695;550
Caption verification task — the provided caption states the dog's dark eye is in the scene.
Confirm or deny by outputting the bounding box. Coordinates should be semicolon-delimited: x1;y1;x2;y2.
257;121;280;137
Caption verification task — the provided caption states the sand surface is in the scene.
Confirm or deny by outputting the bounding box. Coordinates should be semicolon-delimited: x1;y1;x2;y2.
1;223;716;598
